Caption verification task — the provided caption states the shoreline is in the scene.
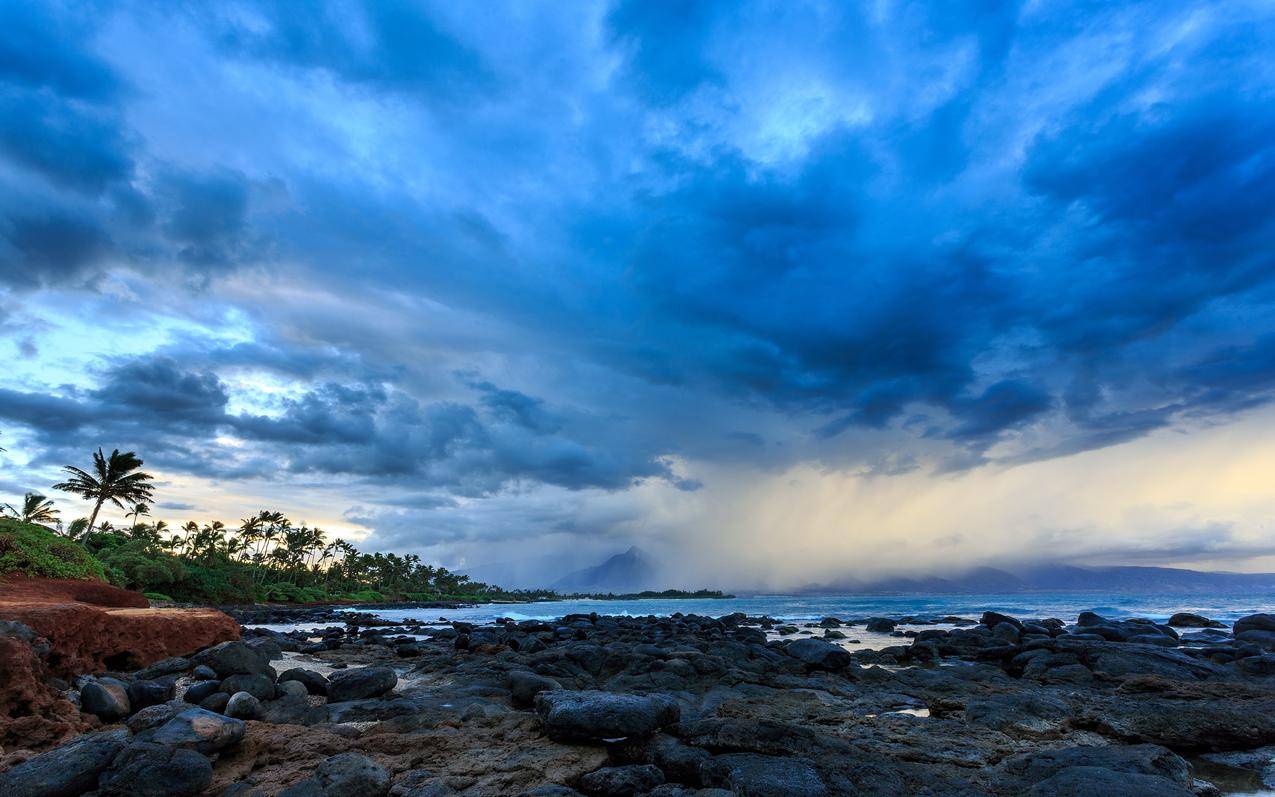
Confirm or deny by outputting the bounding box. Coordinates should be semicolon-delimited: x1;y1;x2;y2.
5;595;1275;795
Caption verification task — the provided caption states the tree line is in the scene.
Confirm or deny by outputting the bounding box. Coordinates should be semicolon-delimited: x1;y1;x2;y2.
2;447;555;604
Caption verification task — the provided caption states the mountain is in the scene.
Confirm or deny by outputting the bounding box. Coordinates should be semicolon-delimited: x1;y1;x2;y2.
807;564;1275;595
552;546;659;593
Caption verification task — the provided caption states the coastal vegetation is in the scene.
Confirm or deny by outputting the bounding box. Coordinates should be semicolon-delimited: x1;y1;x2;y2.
1;445;729;605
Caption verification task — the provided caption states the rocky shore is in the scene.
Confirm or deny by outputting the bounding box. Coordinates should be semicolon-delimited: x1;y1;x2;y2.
4;603;1275;796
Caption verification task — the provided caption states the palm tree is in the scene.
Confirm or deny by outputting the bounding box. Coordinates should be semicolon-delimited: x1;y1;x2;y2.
126;502;151;528
3;493;59;525
53;448;155;535
65;517;90;540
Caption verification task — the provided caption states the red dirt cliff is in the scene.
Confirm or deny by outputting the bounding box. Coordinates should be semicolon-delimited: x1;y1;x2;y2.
0;576;240;752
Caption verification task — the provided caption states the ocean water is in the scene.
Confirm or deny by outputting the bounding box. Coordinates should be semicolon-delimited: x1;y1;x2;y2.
342;589;1275;627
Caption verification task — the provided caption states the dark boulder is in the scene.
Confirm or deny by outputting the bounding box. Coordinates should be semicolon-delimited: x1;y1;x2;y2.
1026;766;1194;796
700;753;828;797
220;672;276;701
135;657;192;680
244;636;284;662
865;618;896;633
279;752;391;797
966;693;1069;736
327;666;397;702
98;742;213;797
784;638;852;670
0;729;130;797
148;708;246;753
645;734;710;785
127;702;188;733
259;693;330;726
982;611;1023;630
535;690;680;742
578;764;664;797
508;670;562;707
1001;744;1191;787
279;667;330;695
191;641;273;678
1168;613;1224;629
1234;614;1275;636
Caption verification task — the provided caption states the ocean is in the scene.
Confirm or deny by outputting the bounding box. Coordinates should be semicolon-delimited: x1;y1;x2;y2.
340;589;1275;627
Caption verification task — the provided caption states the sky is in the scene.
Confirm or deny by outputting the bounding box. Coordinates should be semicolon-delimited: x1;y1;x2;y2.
2;0;1275;589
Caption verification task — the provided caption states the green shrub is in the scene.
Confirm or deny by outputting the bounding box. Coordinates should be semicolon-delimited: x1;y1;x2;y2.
166;563;255;605
0;518;106;580
259;582;331;603
338;589;385;603
96;541;186;591
143;592;175;602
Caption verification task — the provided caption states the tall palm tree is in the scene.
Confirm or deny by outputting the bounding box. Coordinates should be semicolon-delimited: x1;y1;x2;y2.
3;493;59;525
53;449;155;535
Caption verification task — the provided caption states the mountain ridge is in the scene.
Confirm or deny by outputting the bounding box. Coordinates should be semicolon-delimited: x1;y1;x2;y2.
551;546;659;593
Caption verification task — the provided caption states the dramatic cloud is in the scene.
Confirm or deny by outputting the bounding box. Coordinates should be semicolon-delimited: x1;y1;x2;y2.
2;0;1274;585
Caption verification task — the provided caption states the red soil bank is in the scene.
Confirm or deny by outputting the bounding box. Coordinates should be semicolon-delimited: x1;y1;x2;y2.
0;576;240;752
0;633;84;751
0;576;240;675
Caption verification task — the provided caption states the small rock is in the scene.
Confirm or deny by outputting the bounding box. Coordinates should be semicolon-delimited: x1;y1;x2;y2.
82;677;132;721
277;679;310;698
129;679;176;711
200;692;231;713
225;691;262;719
192;664;219;680
184;680;222;704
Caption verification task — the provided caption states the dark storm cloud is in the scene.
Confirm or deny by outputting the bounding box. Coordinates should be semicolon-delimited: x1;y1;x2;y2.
1;210;113;285
0;355;676;495
2;0;1275;553
0;3;120;100
209;0;494;103
0;89;133;194
607;0;723;104
155;168;253;266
